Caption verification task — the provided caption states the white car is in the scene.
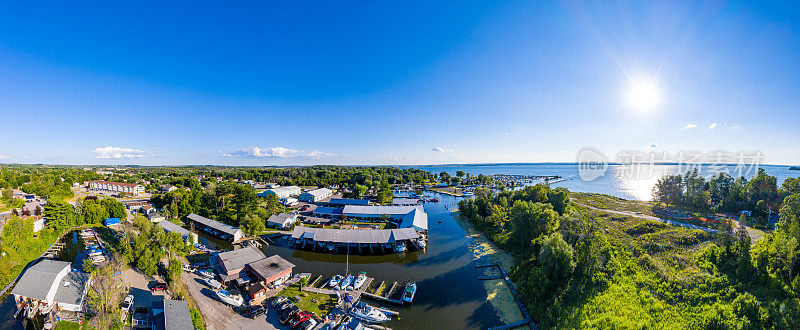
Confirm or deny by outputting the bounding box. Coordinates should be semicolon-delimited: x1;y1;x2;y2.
121;295;134;314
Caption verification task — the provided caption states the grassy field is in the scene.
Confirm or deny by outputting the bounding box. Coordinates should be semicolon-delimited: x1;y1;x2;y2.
277;283;337;316
53;321;82;330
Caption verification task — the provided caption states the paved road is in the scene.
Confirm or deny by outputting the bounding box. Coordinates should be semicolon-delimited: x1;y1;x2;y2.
181;269;285;330
572;200;719;233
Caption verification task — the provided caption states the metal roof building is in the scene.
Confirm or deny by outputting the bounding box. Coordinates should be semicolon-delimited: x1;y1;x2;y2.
299;188;333;202
11;259;90;312
291;226;419;244
399;207;429;231
259;186;302;199
159;220;198;245
328;198;370;206
212;246;266;282
186;213;243;242
392;198;420;206
162;299;194;330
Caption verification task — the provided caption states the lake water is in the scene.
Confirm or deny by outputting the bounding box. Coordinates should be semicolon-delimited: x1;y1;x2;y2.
406;164;797;201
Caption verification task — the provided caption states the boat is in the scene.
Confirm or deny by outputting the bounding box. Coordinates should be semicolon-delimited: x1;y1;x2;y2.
198;269;215;279
88;249;103;256
352;272;367;290
326;242;336;251
415;239;426;249
402;282;417;303
382;243;393;250
27;300;39;316
394;242;406;253
317;241;326;248
215;290;243;306
431;198;439;203
339;274;354;290
91;255;107;263
349;300;389;324
205;278;222;289
328;275;344;288
295;238;303;245
40;302;53;314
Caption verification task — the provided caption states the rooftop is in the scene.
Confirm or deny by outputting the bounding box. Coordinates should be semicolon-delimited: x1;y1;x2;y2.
291;226;419;244
53;271;89;307
163;299;194;330
342;205;421;216
187;213;242;237
247;255;295;280
215;246;266;274
159;220;193;237
328;198;370;206
267;213;296;225
302;188;332;197
11;259;70;301
90;180;140;188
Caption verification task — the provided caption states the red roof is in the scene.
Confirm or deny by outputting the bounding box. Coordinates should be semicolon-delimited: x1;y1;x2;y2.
90;180;140;188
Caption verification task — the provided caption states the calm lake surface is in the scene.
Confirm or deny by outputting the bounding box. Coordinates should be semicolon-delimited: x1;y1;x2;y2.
408;163;797;201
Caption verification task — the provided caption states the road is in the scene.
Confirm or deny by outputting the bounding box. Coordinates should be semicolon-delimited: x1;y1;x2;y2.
181;269;286;330
571;199;719;233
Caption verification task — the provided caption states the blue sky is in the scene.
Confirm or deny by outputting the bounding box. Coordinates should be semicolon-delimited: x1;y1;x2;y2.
0;1;798;166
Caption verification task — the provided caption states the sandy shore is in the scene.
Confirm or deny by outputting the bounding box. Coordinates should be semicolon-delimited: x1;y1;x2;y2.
452;212;527;327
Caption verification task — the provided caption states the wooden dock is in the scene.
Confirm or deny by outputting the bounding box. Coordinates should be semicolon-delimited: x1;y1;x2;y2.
361;291;403;305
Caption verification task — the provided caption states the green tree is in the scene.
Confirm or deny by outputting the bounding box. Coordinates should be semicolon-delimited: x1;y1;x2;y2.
538;232;575;281
239;213;265;236
86;259;125;329
509;201;559;251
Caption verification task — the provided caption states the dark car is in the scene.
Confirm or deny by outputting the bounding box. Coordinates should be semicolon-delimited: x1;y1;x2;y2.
290;311;311;328
151;282;168;292
298;318;318;330
280;306;300;324
277;301;294;313
248;305;265;318
270;296;288;308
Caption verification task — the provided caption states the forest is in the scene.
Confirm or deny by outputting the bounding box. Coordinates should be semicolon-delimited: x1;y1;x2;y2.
459;182;800;328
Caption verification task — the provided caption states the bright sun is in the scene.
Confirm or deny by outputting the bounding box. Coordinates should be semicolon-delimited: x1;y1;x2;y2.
626;81;661;111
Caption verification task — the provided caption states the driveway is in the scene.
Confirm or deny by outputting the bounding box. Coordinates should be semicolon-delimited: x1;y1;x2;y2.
121;268;170;309
181;269;288;330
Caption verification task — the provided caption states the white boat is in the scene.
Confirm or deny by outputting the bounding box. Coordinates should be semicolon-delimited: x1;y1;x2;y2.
349;300;389;324
394;242;406;253
40;302;54;314
415;239;426;249
198;269;215;279
205;278;222;289
328;275;344;288
339;275;353;290
402;282;417;303
88;250;103;256
463;191;474;197
91;255;107;263
352;272;367;290
215;290;243;306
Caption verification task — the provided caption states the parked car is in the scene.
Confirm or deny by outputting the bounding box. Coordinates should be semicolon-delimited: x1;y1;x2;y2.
121;295;134;314
280;306;300;324
290;311;311;328
248;305;266;318
151;282;168;292
298;318;317;330
277;301;295;313
270;296;288;308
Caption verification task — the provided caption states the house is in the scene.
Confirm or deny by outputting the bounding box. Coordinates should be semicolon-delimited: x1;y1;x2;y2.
141;205;155;214
212;246;266;282
148;212;166;223
246;282;268;305
246;255;295;288
259;186;302;199
11;260;90;312
124;200;150;211
267;213;298;229
299;188;333;203
158;220;198;245
186;213;244;242
89;180;145;196
161;185;178;193
152;298;194;330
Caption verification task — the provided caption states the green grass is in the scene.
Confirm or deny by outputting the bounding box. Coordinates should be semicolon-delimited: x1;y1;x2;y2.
277;283;337;316
54;321;82;330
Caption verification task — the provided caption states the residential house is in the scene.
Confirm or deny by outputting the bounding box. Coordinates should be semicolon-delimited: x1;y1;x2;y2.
212;246;266;282
246;255;295;288
11;260;90;312
266;213;298;230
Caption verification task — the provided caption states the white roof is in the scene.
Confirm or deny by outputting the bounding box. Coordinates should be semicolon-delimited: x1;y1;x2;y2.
342;205;420;216
302;188;332;197
400;207;428;231
291;226;419;244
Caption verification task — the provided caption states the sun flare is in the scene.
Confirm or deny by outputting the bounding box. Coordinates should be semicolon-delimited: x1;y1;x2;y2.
626;81;661;111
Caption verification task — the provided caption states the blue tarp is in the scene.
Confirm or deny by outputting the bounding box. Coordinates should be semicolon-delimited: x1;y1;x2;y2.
104;218;120;226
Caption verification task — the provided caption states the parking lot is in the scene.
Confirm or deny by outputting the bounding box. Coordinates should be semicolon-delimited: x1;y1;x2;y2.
181;266;288;330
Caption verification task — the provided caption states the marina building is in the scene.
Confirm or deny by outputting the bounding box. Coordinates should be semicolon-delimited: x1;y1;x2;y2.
186;213;244;242
89;180;145;196
392;198;420;206
299;187;333;202
11;260;90;313
327;198;370;207
291;226;421;253
313;206;343;219
266;213;298;229
158;220;198;245
246;255;295;288
212;246;266;282
342;205;421;221
259;186;302;199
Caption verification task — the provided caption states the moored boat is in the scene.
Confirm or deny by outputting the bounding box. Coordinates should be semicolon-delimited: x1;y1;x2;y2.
198;269;215;279
205;278;222;289
349;300;389;324
215;290;243;306
339;274;353;290
415;239;426;249
402;282;417;303
326;242;336;251
328;275;344;288
352;271;367;290
394;242;406;253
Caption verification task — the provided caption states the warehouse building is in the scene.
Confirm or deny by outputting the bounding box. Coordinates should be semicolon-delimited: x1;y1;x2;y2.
258;186;302;199
299;188;333;202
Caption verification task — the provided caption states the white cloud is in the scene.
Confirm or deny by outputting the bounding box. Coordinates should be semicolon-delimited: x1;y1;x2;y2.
649;143;657;148
730;124;740;130
222;146;334;158
430;147;453;153
0;154;6;159
708;123;717;129
93;146;147;159
682;123;698;130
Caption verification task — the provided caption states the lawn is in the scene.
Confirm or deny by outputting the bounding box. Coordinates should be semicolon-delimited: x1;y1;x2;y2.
53;321;82;330
277;283;338;317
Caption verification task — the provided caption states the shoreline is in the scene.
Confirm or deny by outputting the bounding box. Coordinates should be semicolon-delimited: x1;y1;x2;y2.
451;211;528;328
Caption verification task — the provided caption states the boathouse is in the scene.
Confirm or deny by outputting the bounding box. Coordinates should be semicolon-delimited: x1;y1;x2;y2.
327;198;370;207
342;205;421;221
159;220;199;245
290;226;420;252
11;260;90;313
313;206;343;219
399;207;428;232
186;213;244;242
212;246;266;282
